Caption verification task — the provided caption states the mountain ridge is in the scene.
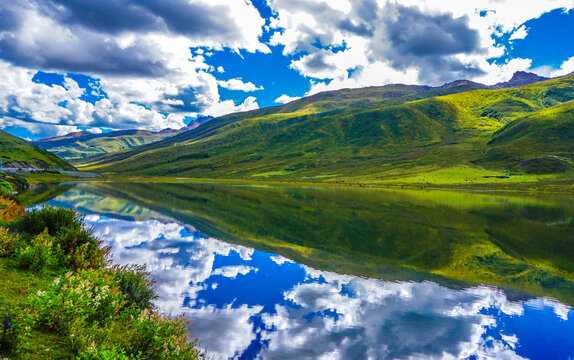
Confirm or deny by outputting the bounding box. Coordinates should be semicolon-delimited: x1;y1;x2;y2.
490;71;549;89
74;73;574;186
32;117;214;160
33;70;548;163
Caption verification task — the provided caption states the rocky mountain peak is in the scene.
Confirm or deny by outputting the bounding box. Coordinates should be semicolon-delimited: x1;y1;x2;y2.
491;71;549;89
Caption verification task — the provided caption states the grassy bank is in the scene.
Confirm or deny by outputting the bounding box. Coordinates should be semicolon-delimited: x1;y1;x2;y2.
45;171;574;195
0;196;201;359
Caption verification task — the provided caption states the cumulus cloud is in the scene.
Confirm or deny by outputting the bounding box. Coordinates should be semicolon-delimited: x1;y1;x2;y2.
218;79;264;92
0;0;267;74
274;94;301;104
268;0;574;87
203;96;259;117
0;0;267;137
212;265;259;279
509;25;529;40
268;0;486;84
0;59;190;137
551;57;574;77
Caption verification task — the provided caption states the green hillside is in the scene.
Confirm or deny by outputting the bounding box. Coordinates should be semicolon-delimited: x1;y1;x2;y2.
481;101;574;174
33;129;176;160
0;129;75;171
77;75;574;186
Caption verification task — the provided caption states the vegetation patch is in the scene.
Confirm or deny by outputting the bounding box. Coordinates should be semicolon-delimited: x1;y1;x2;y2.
518;158;568;174
480;97;535;122
251;170;293;178
0;197;202;359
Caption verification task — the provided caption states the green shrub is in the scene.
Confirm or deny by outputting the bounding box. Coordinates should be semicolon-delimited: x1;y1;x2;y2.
30;269;126;332
0;181;13;194
113;264;158;311
0;227;19;257
11;206;110;269
126;310;201;360
64;319;132;358
15;230;61;273
12;206;82;236
78;346;142;360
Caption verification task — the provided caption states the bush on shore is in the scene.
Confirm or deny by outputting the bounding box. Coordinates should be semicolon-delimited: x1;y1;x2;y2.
0;199;202;359
9;206;110;270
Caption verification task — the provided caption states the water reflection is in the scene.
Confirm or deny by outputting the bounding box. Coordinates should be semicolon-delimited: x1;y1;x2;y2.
31;183;574;359
81;215;572;359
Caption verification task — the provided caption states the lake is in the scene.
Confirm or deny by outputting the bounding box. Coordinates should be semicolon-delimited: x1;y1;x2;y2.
25;182;574;359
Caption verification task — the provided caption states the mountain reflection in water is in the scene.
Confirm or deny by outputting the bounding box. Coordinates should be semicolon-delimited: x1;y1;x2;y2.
29;182;574;360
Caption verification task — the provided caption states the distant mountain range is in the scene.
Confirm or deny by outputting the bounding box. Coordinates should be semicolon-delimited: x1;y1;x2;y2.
35;72;554;162
33;116;214;160
67;71;573;185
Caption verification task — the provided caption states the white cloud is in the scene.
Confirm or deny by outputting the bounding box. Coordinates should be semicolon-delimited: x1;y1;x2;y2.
270;255;295;265
204;96;259;117
184;304;262;359
218;78;264;92
306;61;420;96
551;57;574;77
274;94;302;104
267;0;574;86
0;0;270;137
471;57;534;85
212;265;259;279
509;25;529;40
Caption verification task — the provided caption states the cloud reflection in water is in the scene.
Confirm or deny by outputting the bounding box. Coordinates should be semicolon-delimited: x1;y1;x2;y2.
84;214;571;360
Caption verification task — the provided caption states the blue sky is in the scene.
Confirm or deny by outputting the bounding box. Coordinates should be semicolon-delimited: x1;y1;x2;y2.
0;0;573;139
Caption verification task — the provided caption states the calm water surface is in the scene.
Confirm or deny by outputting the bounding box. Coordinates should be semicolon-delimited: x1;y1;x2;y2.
26;182;574;360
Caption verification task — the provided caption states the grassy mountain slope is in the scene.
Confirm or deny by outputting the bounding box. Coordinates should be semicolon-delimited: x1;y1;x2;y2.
78;75;574;185
481;101;574;174
75;83;488;168
32;129;175;160
0;129;75;170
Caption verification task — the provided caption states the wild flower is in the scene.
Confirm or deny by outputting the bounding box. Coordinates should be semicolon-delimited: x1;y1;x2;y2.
29;269;125;332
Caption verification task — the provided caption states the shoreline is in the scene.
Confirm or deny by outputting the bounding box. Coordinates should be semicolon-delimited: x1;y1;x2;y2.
26;173;574;195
